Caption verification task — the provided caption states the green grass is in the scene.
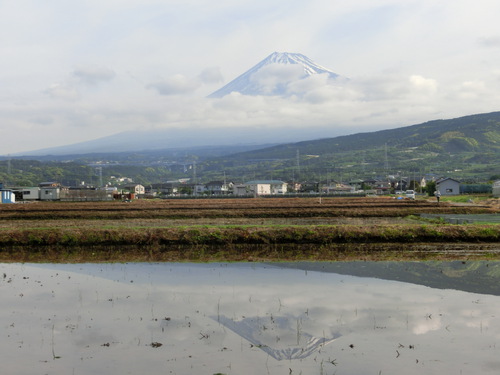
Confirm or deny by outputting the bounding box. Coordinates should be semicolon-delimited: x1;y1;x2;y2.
439;194;492;203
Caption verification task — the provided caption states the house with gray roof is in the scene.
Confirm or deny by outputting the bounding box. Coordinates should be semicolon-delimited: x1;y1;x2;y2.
436;177;461;196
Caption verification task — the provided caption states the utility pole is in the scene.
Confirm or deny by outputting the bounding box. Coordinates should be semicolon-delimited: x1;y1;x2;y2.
384;143;389;174
95;167;103;187
296;149;300;180
5;156;12;187
7;156;11;175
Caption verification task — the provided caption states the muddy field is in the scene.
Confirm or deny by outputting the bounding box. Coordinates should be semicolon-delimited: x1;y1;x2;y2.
0;196;495;219
0;197;499;262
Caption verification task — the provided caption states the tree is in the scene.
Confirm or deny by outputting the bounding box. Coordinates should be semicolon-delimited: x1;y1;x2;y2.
425;181;436;196
178;186;192;195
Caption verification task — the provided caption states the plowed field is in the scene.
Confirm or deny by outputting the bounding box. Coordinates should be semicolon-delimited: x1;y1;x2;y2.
0;197;498;262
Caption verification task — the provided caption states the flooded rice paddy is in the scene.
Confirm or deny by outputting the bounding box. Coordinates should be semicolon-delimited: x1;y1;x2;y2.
2;261;500;374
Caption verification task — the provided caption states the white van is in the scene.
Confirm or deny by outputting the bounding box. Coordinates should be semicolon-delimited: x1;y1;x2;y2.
405;190;416;200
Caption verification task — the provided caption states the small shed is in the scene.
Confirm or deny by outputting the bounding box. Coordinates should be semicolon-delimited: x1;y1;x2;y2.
0;183;16;204
436;178;461;196
233;184;249;196
493;180;500;198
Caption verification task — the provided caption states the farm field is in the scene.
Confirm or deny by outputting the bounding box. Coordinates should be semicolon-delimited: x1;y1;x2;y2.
0;196;499;262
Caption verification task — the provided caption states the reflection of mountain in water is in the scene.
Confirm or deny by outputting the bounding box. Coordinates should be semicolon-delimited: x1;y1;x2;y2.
214;315;340;360
273;261;500;296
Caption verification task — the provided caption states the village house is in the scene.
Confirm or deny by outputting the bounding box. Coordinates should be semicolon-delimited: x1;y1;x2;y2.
39;182;62;201
366;180;392;194
436;177;461;195
243;180;287;196
148;183;179;196
232;184;249;196
205;181;233;195
348;179;364;191
123;184;145;196
322;183;355;194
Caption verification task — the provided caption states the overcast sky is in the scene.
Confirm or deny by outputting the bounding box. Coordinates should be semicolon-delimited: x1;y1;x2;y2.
2;0;500;154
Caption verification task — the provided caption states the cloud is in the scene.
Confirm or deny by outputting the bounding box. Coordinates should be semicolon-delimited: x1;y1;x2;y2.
409;75;438;94
198;67;224;84
456;80;488;99
478;36;500;48
30;116;54;126
147;74;201;96
250;64;304;94
73;66;116;85
148;68;226;96
44;83;80;101
285;74;358;103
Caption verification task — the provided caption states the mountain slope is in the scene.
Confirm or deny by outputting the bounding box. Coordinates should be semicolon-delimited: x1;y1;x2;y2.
195;111;500;183
228;111;500;160
14;126;326;157
2;112;499;185
274;261;500;296
208;51;341;98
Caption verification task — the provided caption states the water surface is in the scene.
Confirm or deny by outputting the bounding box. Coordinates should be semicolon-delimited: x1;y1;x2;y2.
1;262;499;374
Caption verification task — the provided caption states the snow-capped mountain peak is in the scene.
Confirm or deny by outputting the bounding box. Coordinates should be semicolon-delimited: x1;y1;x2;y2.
263;52;338;76
208;52;341;98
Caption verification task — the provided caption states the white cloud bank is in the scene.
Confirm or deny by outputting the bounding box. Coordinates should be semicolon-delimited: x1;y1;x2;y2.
1;0;500;154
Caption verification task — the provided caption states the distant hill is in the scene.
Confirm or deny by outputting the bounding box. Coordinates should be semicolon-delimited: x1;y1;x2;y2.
6;144;276;163
2;111;499;186
195;111;500;183
273;261;500;296
228;111;500;160
14;125;349;157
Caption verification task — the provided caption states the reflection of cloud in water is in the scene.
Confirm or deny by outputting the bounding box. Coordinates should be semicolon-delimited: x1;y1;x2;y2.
2;262;500;375
412;316;442;335
215;315;340;360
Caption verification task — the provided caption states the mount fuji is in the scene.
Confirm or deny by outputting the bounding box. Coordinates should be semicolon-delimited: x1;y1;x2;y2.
208;52;342;98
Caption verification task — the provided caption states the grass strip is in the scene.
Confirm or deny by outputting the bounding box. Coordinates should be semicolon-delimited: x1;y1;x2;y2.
0;225;499;247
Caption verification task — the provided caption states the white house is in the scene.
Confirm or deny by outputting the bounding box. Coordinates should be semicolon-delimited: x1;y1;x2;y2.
436;178;461;196
149;183;179;196
244;180;287;196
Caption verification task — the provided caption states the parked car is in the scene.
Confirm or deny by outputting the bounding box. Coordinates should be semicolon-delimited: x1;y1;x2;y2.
405;190;416;200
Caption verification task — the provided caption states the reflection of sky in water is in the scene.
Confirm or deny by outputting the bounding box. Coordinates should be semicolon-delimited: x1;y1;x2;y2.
1;262;500;374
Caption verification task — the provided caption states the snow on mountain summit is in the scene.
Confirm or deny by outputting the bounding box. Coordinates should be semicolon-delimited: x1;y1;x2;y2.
264;52;339;76
208;52;341;98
